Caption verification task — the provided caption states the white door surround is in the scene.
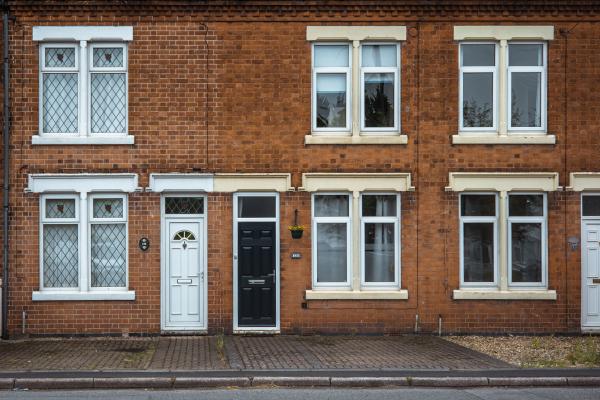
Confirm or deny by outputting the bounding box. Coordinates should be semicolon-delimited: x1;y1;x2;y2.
232;192;280;333
161;195;207;332
582;214;600;331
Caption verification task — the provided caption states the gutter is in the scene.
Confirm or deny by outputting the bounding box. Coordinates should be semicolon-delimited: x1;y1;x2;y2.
1;0;9;340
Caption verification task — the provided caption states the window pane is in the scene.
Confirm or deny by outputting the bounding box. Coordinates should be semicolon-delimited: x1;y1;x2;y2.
45;199;76;219
238;196;276;218
93;47;124;68
364;73;395;128
364;223;395;283
362;195;397;217
583;196;600;217
462;73;494;128
43;224;78;288
45;47;76;68
461;44;495;67
461;194;496;217
314;195;349;217
511;72;541;128
463;223;495;283
314;45;349;67
511;222;542;283
91;223;127;288
362;45;397;67
43;73;78;133
316;223;347;283
509;194;544;217
509;44;543;66
91;73;127;133
316;73;347;128
93;198;124;219
165;197;204;214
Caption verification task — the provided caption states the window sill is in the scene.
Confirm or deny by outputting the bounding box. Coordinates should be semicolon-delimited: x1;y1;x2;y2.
452;134;556;145
305;134;408;145
32;135;135;145
305;289;408;300
453;289;556;301
32;291;136;301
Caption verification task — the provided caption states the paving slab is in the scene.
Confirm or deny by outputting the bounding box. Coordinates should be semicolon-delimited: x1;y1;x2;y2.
0;335;510;372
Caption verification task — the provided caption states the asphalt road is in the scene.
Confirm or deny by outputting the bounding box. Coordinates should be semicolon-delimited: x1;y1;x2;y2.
3;388;600;400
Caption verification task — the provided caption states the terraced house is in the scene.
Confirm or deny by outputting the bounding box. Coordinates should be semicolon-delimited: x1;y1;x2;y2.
0;0;599;338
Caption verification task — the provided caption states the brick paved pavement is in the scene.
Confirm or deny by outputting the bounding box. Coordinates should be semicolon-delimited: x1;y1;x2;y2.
0;335;510;371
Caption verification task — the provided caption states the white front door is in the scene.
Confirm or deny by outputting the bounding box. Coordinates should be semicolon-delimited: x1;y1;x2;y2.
165;219;205;330
582;221;600;329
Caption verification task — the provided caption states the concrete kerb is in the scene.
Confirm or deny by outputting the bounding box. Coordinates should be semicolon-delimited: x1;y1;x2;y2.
3;375;600;390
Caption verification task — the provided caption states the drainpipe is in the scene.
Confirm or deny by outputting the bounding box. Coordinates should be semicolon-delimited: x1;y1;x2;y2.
1;0;9;340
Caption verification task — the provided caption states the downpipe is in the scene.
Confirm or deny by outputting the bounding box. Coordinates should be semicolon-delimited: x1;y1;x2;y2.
1;0;10;340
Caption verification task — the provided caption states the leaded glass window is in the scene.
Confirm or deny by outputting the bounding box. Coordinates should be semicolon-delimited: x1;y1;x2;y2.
41;195;80;289
90;44;127;134
165;197;204;215
90;196;127;288
40;194;129;292
39;42;128;136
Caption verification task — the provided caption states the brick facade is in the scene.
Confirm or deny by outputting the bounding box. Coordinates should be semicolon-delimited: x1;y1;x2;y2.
3;1;600;336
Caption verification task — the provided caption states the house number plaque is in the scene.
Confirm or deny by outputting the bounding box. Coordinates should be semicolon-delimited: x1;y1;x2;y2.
139;237;150;251
291;252;302;259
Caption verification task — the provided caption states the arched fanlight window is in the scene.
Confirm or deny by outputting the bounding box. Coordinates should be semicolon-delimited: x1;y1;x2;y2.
173;230;196;241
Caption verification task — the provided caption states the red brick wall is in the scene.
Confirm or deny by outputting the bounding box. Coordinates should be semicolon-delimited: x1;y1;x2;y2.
4;2;600;335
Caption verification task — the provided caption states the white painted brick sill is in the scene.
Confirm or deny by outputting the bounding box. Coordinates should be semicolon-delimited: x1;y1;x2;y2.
453;289;557;300
32;291;136;301
32;135;135;145
452;134;556;145
305;289;408;300
305;134;408;145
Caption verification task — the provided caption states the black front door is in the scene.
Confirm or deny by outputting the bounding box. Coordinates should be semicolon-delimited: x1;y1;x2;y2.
238;222;276;327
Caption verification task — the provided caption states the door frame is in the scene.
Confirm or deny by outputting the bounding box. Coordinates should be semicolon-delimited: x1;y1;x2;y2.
232;192;280;333
581;193;600;332
160;193;208;332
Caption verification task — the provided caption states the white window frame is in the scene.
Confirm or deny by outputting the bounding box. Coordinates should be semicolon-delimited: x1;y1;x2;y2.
39;194;81;291
459;42;499;133
88;194;129;292
507;41;547;133
359;43;400;134
311;43;352;134
39;43;81;136
311;193;352;289
459;192;499;288
359;193;400;289
88;43;129;135
507;192;548;289
36;41;131;143
38;193;131;298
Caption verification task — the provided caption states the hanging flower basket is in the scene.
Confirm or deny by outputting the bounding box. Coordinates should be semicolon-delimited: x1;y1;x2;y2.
289;225;304;239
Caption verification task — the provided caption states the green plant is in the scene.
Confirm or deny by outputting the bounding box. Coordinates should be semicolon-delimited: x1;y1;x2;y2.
288;225;305;231
566;337;600;366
